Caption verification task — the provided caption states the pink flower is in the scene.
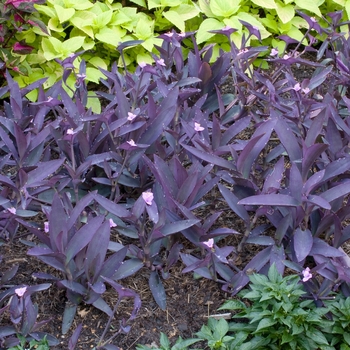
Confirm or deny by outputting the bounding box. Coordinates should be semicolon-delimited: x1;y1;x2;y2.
7;207;16;214
293;83;301;91
302;267;312;282
139;62;147;68
283;54;290;60
270;48;279;56
222;25;232;32
203;239;214;249
164;32;174;37
127;139;137;147
156;58;166;66
127;112;137;121
302;87;310;94
194;122;204;132
15;286;27;297
67;128;75;135
142;191;154;206
109;218;117;228
44;222;49;233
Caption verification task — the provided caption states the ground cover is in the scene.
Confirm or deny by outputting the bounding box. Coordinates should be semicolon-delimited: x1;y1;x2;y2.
1;7;350;350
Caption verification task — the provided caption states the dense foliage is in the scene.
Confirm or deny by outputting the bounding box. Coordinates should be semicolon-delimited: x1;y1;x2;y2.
1;0;349;95
1;6;350;350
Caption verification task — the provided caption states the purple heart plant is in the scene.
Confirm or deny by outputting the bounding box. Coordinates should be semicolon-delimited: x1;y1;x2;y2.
1;11;350;342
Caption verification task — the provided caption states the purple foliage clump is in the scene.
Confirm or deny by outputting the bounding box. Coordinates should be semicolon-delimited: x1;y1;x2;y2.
1;10;350;344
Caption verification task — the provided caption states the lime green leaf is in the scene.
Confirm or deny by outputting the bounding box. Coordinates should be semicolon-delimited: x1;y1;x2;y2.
92;10;113;29
89;56;108;70
136;52;153;65
48;17;65;32
210;0;241;17
41;37;61;60
63;0;94;10
95;27;125;46
163;10;185;31
196;18;224;44
61;36;85;55
251;0;276;8
260;17;279;32
276;2;294;23
110;11;132;26
129;0;146;6
54;4;75;23
286;26;307;44
86;67;105;84
345;0;350;20
294;0;322;16
198;0;215;17
135;18;154;39
174;4;200;21
34;4;57;18
86;91;101;114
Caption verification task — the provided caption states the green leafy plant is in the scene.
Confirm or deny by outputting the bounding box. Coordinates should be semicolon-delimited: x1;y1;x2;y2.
195;318;234;350
324;296;350;349
219;264;334;349
8;335;50;350
136;332;201;350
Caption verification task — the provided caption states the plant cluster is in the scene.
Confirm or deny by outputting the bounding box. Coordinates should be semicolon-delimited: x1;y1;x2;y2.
139;265;350;349
1;8;350;349
2;0;349;95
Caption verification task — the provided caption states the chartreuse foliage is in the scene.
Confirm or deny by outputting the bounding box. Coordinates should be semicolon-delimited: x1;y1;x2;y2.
3;0;349;94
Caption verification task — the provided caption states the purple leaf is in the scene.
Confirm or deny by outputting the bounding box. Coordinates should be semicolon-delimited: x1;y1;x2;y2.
305;195;331;210
310;238;345;258
218;184;250;224
182;144;236;170
68;324;82;350
139;87;179;145
273;116;302;163
65;216;105;263
246;236;275;245
160;219;200;236
302;170;325;195
302;144;328;182
94;193;129;218
294;228;313;262
237;133;270;179
85;220;110;280
320;181;350;203
26;159;65;186
263;157;285;193
270;245;285;274
149;270;166;310
112;258;143;280
238;194;301;206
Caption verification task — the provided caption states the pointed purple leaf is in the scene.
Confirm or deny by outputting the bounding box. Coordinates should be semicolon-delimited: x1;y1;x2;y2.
294;228;313;262
238;194;300;206
65;216;105;263
149;270;166;310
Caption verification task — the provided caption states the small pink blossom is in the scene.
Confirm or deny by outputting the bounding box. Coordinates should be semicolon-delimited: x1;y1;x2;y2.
44;222;49;233
222;25;232;32
302;267;312;282
109;218;117;228
270;48;279;56
311;17;317;23
47;96;53;102
293;83;301;91
142;191;154;206
15;286;27;297
179;32;186;37
238;48;249;56
139;62;147;68
156;58;166;66
127;139;137;147
127;112;137;121
203;238;214;249
7;207;16;214
67;128;75;135
194;122;204;132
302;87;310;94
283;54;290;60
164;32;174;37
